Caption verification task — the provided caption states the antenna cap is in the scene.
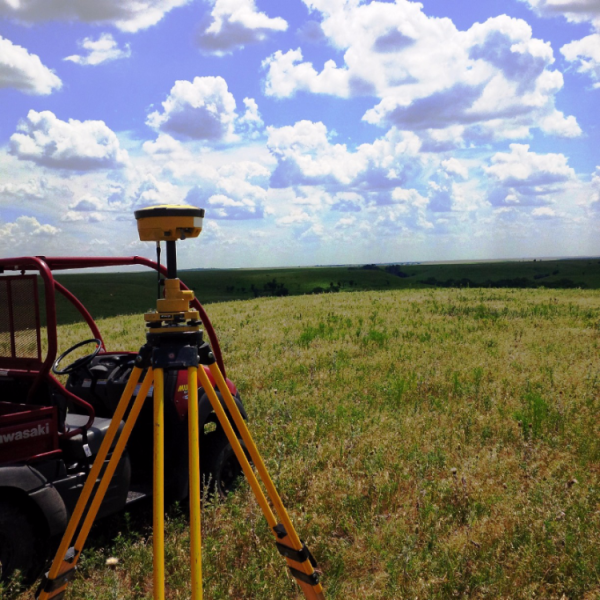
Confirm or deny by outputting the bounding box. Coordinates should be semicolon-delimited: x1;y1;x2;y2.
134;204;205;242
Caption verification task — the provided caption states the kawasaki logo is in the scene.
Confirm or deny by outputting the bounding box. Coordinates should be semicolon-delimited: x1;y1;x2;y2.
0;423;49;444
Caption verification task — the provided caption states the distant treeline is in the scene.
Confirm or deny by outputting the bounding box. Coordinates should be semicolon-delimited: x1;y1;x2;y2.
418;276;587;289
355;264;591;290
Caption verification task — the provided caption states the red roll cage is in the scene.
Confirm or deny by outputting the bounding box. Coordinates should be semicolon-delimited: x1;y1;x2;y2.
0;255;226;440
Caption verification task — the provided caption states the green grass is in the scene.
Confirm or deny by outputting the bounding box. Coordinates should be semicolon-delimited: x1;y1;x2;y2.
48;258;600;325
8;287;600;599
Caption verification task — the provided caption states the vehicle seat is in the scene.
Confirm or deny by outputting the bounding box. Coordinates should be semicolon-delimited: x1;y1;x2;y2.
60;414;124;463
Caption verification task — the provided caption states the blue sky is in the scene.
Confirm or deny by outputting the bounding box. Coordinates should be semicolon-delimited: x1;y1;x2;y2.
1;0;599;269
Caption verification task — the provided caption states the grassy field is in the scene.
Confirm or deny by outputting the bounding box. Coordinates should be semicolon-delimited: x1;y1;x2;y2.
49;258;600;325
7;287;600;599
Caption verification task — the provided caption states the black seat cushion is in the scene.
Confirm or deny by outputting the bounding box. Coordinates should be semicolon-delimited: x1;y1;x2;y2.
60;414;124;462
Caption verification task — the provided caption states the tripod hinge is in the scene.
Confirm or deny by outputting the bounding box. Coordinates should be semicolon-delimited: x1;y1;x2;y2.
152;345;199;369
197;342;216;366
135;344;153;368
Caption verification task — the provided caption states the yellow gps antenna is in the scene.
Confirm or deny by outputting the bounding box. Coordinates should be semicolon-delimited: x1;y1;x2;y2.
39;205;325;600
135;205;205;331
135;204;204;274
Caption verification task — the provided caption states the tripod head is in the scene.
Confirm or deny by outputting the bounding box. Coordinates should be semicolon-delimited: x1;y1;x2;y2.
134;205;205;332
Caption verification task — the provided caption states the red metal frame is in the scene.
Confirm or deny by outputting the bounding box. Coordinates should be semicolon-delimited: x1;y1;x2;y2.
54;281;105;350
0;254;227;451
0;255;225;376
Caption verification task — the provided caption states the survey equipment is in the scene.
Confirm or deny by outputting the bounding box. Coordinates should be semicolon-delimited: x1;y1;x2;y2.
35;205;324;600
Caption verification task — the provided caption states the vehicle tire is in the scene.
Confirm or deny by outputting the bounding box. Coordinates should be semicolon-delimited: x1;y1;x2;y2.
0;498;48;588
201;427;250;499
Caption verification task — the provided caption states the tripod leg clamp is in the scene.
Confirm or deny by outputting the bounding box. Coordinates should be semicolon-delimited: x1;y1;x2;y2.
288;566;320;586
275;541;318;567
36;568;77;598
273;524;321;587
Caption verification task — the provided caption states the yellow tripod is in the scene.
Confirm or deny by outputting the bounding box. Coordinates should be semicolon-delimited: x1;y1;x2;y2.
36;206;324;600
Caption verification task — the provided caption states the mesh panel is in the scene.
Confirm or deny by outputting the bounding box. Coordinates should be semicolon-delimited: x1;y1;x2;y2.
0;281;9;356
0;276;41;360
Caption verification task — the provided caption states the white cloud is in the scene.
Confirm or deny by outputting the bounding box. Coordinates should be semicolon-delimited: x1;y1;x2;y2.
131;174;183;207
485;143;575;185
0;35;61;94
236;97;264;139
69;195;106;212
267;120;364;186
589;166;600;210
0;0;190;33
522;0;600;88
0;177;72;202
61;210;105;222
267;120;424;195
9;110;129;170
519;0;600;28
197;0;287;54
532;206;557;217
442;158;469;180
561;33;600;87
0;216;60;254
263;48;351;97
147;76;238;142
485;143;576;206
263;1;580;142
64;33;131;66
184;161;269;219
276;209;312;225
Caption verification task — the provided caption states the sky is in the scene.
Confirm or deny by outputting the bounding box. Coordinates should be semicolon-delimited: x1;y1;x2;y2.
0;0;599;270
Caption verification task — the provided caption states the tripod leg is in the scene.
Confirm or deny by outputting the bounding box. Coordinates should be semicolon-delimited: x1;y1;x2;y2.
196;366;278;525
187;366;203;600
153;367;166;600
196;366;325;599
37;367;153;600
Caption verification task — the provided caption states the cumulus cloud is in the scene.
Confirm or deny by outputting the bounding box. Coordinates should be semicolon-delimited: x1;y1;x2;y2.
64;33;131;66
531;206;557;218
0;216;60;254
263;1;580;142
0;177;72;202
374;193;433;234
131;174;183;207
147;76;238;141
522;0;600;86
61;210;105;223
9;110;129;170
0;0;190;33
442;158;469;180
485;143;576;206
519;0;600;27
561;34;600;87
236;97;265;139
589;166;600;210
184;161;269;219
0;35;61;94
197;0;287;54
267;120;423;195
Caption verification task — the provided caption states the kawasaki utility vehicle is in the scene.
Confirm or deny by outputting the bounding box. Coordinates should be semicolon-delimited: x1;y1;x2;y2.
0;254;246;585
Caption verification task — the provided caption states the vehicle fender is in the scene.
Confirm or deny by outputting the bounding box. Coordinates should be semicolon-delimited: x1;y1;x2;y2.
172;367;244;424
0;465;67;537
198;390;248;429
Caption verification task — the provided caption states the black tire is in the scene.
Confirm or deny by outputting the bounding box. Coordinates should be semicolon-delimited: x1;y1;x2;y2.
201;427;250;499
0;498;48;589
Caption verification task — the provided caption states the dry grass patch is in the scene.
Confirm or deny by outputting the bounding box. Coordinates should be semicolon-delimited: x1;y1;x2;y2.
7;287;600;599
